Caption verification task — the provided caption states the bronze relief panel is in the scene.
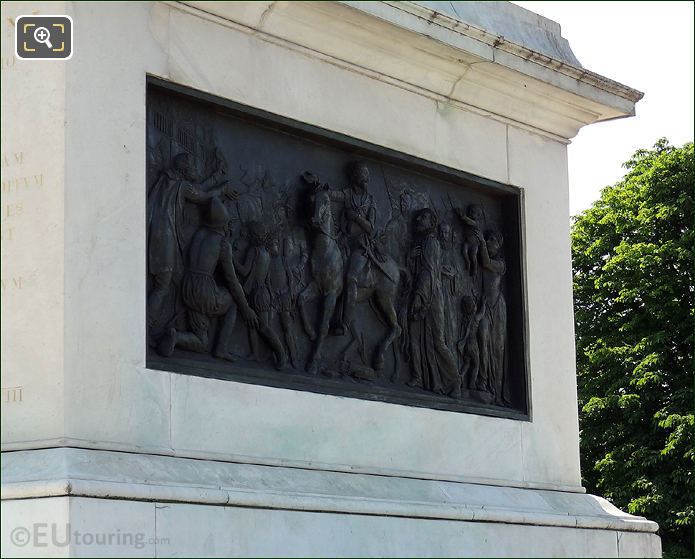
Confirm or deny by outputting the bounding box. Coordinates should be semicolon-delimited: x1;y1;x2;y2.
146;78;529;419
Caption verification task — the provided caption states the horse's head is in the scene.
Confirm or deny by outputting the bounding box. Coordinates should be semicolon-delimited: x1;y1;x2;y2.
301;171;333;235
309;183;332;233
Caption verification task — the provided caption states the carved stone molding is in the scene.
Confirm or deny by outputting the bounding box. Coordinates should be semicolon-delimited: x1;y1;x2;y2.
176;0;643;140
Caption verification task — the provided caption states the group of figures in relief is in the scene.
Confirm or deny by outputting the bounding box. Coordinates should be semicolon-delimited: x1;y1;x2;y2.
147;150;510;407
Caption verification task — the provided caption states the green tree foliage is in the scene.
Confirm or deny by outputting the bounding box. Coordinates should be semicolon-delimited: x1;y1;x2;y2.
572;139;694;558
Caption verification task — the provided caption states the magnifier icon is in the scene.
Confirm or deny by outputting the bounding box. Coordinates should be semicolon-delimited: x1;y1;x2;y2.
33;26;53;49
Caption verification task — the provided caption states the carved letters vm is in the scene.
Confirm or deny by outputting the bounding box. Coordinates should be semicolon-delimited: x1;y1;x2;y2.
146;79;529;418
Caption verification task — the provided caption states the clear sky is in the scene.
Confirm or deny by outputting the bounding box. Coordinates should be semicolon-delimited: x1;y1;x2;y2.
514;1;695;216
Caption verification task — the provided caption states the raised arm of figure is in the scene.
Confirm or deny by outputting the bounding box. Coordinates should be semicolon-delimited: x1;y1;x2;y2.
475;230;505;274
182;180;235;204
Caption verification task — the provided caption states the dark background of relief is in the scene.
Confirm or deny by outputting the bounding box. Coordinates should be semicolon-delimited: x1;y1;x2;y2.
146;76;530;420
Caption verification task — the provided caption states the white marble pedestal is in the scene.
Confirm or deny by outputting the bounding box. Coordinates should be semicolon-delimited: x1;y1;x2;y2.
1;1;659;557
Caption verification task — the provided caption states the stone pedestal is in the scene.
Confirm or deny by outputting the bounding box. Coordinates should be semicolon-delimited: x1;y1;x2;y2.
1;1;659;557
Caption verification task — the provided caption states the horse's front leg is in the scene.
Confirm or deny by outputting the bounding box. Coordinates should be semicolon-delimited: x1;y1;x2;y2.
307;290;338;376
298;280;319;341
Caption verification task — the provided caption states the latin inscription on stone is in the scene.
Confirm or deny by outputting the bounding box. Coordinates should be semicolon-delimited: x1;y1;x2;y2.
1;386;23;403
147;79;529;418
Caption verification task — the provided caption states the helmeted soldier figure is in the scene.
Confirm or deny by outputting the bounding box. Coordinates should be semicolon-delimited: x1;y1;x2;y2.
157;197;258;362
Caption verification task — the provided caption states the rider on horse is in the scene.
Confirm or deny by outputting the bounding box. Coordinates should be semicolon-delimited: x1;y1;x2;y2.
327;161;391;335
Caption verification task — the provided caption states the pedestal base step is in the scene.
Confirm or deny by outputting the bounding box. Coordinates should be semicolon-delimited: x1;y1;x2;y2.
1;448;660;557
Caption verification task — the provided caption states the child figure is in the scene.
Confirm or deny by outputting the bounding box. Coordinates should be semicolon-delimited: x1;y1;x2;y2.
456;204;484;276
235;221;287;369
457;295;485;391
